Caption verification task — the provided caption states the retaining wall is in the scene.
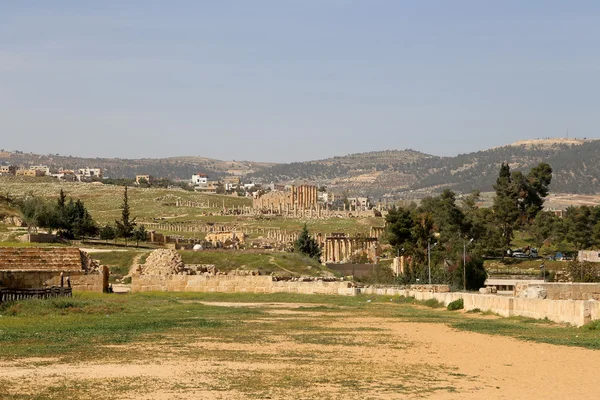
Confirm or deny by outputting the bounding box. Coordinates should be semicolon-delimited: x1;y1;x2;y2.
515;283;600;301
132;274;355;296
0;270;105;292
131;274;599;326
388;290;593;326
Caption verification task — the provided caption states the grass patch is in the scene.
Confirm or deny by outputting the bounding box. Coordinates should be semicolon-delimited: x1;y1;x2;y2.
179;250;327;276
91;250;138;269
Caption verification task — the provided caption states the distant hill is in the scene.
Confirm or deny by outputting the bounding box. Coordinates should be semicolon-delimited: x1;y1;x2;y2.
0;152;272;181
3;138;600;197
248;138;600;197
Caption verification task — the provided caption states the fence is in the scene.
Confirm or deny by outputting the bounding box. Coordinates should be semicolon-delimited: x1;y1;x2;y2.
0;287;72;304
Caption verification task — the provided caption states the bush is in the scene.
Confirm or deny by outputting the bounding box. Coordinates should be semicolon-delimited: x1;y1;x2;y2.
447;298;464;311
583;320;600;331
422;298;443;308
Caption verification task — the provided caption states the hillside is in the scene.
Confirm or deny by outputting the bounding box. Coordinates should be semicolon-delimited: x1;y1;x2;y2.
3;138;600;197
249;138;600;197
247;149;438;190
0;152;272;180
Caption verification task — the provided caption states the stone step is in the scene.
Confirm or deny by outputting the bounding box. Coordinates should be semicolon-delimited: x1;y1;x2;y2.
0;247;84;271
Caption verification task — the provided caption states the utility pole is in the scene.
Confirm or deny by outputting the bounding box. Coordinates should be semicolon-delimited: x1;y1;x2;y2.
428;240;437;285
463;238;474;291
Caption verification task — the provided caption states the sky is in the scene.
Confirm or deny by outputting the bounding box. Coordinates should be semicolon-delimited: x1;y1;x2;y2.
1;1;600;162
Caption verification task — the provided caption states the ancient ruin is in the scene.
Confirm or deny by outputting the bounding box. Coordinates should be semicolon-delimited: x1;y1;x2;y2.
0;247;108;293
323;233;381;264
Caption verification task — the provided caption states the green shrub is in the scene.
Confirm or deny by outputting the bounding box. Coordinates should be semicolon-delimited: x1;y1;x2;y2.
583;320;600;331
466;308;481;313
447;298;464;311
422;298;443;308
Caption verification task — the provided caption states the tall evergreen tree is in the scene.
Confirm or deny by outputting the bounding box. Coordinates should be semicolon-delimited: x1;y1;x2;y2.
115;186;136;244
294;224;321;260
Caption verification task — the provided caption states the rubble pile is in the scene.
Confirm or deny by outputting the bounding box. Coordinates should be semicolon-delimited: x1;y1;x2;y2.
140;249;186;275
80;251;102;273
272;276;346;282
186;264;218;275
227;268;260;276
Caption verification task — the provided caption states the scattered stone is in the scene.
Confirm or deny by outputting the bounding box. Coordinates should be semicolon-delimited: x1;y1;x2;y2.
519;285;547;299
140;249;186;275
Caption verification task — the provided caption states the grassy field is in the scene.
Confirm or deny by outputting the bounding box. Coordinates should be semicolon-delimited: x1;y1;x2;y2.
179;250;330;276
0;292;599;399
0;177;251;225
1;177;383;238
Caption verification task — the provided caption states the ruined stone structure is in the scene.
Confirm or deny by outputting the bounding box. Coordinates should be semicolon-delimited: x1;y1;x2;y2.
369;226;386;240
323;233;380;264
253;185;320;215
205;231;245;247
0;247;107;292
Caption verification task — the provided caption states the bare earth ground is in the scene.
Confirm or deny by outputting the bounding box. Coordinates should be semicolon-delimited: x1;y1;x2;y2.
1;301;599;400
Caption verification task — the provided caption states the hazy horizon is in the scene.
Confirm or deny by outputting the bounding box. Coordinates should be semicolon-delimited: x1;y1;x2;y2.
2;1;599;162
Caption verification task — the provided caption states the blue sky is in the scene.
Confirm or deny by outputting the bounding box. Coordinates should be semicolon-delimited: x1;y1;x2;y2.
1;1;599;162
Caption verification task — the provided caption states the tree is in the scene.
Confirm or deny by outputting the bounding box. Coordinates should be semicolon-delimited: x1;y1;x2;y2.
492;162;552;250
384;206;414;251
294;224;321;260
67;199;98;239
115;186;136;245
564;206;595;250
16;195;54;240
100;225;116;244
530;211;562;249
492;163;520;249
566;260;600;282
216;182;225;194
133;225;148;247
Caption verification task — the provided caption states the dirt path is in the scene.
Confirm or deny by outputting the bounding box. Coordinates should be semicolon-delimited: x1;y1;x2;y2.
127;252;145;276
1;304;599;399
268;255;297;275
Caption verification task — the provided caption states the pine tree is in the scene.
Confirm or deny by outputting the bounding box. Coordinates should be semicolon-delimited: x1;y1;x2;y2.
294;224;321;260
115;186;136;245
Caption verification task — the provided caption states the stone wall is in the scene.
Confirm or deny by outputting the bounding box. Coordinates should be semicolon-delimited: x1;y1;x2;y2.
130;273;598;326
374;289;593;327
515;282;600;300
132;274;355;295
326;264;374;278
0;270;105;292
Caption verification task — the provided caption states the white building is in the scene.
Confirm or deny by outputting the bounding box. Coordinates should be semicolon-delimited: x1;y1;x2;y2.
78;168;103;179
191;173;208;187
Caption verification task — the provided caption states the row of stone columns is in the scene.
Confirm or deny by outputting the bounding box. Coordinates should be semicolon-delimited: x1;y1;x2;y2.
324;238;372;263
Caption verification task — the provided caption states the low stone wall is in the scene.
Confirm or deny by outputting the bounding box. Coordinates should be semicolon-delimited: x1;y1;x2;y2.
326;264;374;278
390;290;593;327
132;274;355;296
0;270;105;292
515;282;600;300
357;285;450;296
590;301;600;322
130;274;598;326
